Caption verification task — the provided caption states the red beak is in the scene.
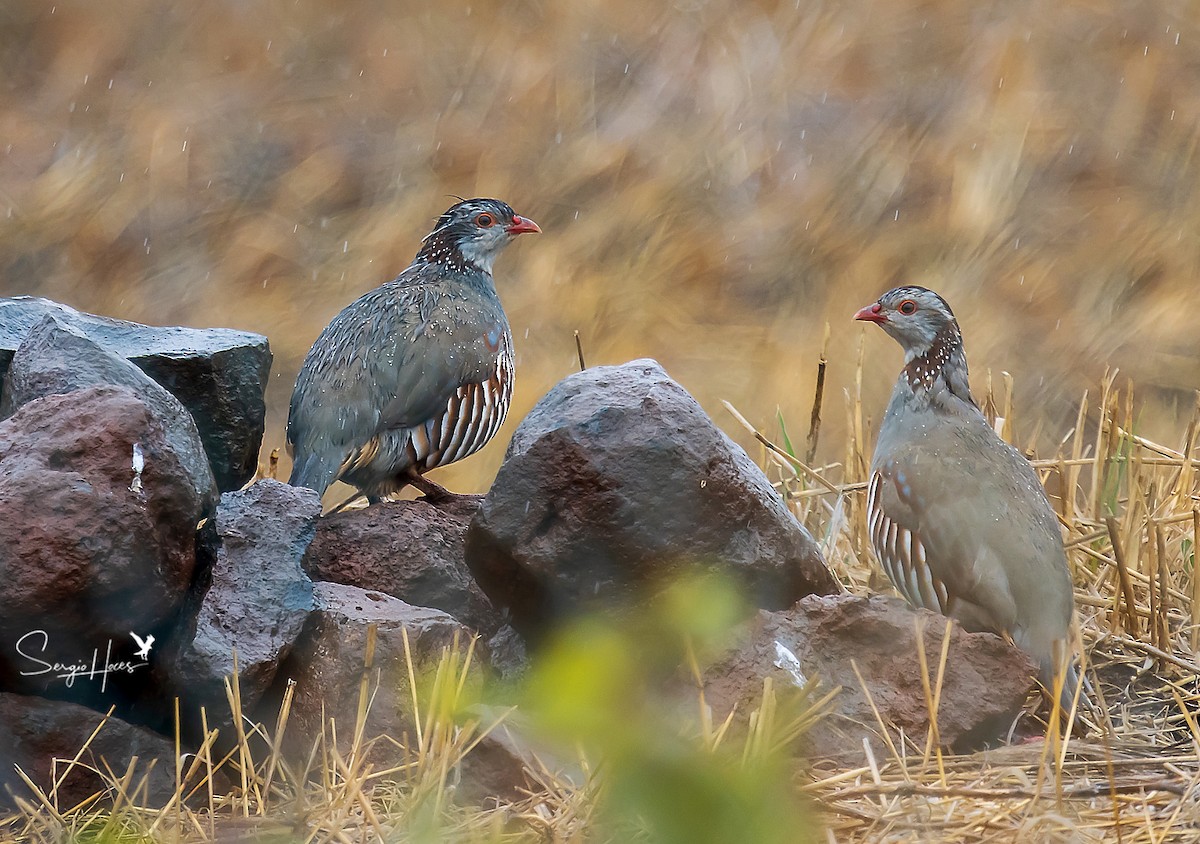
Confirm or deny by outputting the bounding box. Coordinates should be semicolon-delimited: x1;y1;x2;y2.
854;303;887;323
506;215;541;235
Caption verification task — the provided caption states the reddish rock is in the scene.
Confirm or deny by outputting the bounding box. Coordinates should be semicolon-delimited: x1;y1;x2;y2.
263;582;526;804
1;314;217;511
303;495;502;637
702;594;1039;757
0;692;177;809
0;387;204;701
267;582;475;752
0;296;271;491
466;359;838;642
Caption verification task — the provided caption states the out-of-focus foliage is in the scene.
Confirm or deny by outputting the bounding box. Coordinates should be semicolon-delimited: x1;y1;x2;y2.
2;0;1198;498
523;573;817;844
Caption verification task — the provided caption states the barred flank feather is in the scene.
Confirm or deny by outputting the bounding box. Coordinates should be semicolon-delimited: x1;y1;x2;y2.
868;471;953;616
405;351;514;471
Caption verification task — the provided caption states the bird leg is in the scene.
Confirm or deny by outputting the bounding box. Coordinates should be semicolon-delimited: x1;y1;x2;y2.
404;469;458;504
328;491;368;514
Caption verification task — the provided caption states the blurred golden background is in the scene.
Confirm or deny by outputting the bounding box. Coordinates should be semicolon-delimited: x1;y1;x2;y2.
3;0;1198;496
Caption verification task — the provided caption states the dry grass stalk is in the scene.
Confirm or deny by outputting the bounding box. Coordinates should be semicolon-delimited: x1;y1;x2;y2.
574;329;587;372
805;322;831;466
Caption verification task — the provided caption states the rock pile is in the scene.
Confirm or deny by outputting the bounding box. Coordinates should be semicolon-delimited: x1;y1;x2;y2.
0;296;270;491
0;302;1040;812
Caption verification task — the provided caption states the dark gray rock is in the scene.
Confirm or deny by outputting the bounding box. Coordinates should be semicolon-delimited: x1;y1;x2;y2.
0;693;178;809
0;386;204;705
303;495;503;637
484;624;529;681
263;582;483;766
169;480;320;715
701;594;1039;757
1;314;218;511
456;705;580;806
465;359;838;642
0;296;271;490
457;727;536;807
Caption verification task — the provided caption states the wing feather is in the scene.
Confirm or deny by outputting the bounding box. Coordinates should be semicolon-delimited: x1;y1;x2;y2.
867;445;1017;633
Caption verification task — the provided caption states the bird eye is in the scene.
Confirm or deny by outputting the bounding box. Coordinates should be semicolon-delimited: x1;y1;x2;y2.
475;213;495;228
898;299;918;315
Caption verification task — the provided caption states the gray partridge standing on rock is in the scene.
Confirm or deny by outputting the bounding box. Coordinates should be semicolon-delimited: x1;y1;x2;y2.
287;198;539;503
855;286;1083;713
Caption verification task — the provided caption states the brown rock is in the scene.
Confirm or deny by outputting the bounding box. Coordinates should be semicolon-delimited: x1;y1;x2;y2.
262;582;528;804
0;386;204;703
0;692;177;809
0;296;271;491
267;582;478;757
466;359;837;642
1;314;218;512
702;594;1039;757
303;495;502;637
457;725;537;806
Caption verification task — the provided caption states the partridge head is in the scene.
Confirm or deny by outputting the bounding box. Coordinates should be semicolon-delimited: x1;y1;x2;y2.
856;285;1084;717
854;286;973;405
419;198;542;273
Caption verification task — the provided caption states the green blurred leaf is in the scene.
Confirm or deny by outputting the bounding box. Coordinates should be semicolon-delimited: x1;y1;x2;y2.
521;572;817;844
777;409;797;459
656;571;747;654
523;618;642;744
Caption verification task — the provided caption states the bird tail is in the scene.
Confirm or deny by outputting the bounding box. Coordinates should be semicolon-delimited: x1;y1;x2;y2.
288;449;340;499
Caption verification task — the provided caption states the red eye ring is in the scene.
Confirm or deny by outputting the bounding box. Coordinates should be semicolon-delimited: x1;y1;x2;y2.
898;299;918;315
475;213;495;228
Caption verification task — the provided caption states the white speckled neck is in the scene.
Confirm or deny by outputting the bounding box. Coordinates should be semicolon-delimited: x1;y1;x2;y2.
902;322;975;408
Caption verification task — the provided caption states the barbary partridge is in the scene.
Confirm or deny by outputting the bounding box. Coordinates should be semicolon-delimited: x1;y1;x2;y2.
287;197;539;503
855;285;1082;712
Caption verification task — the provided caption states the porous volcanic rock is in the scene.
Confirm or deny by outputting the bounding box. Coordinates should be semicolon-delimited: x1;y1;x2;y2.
465;359;838;641
1;314;217;511
168;480;320;715
0;386;205;701
266;582;478;747
0;296;271;490
701;594;1039;757
0;692;177;809
303;495;502;637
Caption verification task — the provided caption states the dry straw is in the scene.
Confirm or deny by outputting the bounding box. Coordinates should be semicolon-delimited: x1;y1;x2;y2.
728;356;1200;842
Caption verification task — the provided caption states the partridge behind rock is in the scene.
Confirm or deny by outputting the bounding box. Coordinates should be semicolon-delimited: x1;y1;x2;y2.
855;286;1082;712
287;198;539;502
